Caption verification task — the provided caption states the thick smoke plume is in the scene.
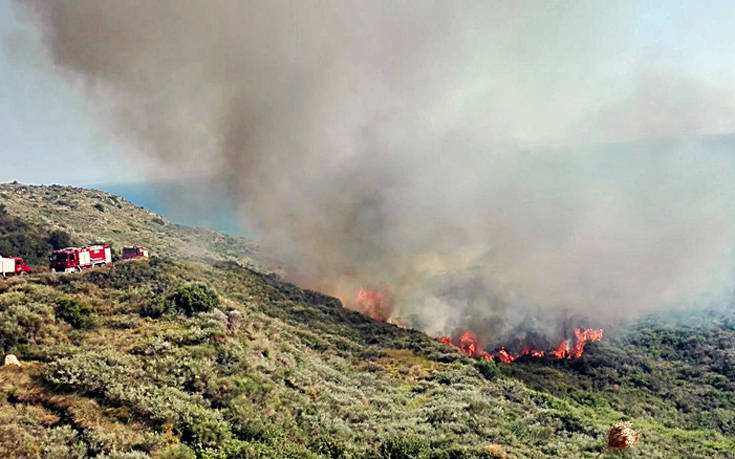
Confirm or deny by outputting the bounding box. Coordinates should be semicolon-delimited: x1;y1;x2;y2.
14;1;735;344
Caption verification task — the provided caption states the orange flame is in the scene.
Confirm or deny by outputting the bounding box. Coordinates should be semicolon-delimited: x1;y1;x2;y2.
498;349;514;364
440;331;495;360
438;335;453;345
353;288;393;322
550;338;569;359
569;327;604;358
459;331;478;356
438;328;603;364
350;286;603;364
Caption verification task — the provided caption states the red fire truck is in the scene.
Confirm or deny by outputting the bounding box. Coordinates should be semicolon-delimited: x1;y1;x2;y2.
121;246;149;260
1;256;32;277
49;245;112;273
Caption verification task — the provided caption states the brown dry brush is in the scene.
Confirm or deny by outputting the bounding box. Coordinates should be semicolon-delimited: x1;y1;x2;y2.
595;421;641;458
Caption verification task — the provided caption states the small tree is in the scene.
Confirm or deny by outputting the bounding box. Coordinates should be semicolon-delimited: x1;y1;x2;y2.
171;283;219;316
55;297;96;329
48;230;73;250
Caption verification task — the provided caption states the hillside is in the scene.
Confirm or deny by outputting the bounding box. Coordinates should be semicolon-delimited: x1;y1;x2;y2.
1;185;735;458
0;182;261;270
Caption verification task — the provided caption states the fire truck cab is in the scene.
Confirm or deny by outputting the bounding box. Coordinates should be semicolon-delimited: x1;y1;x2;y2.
0;256;32;277
50;245;112;273
122;246;149;260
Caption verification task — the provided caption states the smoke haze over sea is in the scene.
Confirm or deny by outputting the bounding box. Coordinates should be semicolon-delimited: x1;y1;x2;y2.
96;180;245;237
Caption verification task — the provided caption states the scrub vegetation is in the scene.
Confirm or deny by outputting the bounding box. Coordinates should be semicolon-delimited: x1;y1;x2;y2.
0;202;74;265
1;184;734;458
0;183;261;271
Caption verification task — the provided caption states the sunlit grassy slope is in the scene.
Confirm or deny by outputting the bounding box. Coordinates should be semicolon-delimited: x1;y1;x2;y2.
0;182;260;269
1;184;734;458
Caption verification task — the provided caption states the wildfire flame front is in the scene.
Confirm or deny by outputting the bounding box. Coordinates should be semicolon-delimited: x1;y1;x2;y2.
438;328;604;364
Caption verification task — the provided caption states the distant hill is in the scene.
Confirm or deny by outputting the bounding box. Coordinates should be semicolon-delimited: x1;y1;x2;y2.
1;183;734;458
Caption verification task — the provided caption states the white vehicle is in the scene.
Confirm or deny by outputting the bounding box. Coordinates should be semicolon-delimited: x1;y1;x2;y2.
1;256;32;277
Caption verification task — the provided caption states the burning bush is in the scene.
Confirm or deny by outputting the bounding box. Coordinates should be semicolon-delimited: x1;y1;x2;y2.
353;287;393;322
438;328;604;364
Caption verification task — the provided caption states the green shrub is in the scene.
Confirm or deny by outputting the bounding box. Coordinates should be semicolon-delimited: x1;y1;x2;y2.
229;399;287;445
47;230;73;250
172;283;219;316
378;435;430;459
0;302;51;353
309;435;347;458
87;257;168;290
141;297;176;319
55;296;96;329
39;425;88;459
156;443;196;459
0;210;76;264
475;359;500;381
177;403;232;449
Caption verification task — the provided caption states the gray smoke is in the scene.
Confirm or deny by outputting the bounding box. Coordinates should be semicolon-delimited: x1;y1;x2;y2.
14;1;735;345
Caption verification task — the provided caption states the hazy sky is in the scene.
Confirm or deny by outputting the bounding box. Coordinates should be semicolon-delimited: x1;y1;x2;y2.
0;0;156;184
2;0;735;184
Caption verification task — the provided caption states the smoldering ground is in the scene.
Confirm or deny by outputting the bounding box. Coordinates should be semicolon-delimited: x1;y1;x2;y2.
12;1;735;344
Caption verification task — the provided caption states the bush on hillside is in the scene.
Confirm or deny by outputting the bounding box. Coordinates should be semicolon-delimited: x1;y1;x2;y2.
476;359;501;381
139;280;219;319
55;296;96;329
141;296;176;319
87;257;168;289
378;435;430;459
171;283;219;316
0;209;75;263
0;233;49;264
47;230;72;250
0;303;52;353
